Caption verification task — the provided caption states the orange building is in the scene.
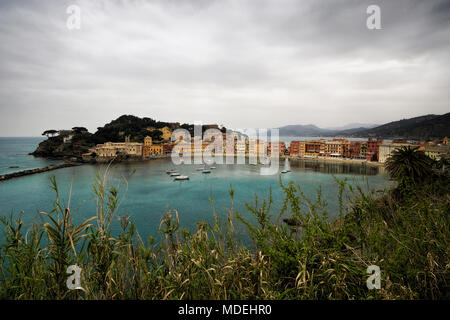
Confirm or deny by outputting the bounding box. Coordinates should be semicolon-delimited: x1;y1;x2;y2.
143;136;163;157
289;141;306;156
304;140;322;156
268;141;286;156
366;138;383;161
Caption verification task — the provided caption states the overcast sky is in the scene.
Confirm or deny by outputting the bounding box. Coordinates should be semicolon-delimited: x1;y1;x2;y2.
0;0;449;136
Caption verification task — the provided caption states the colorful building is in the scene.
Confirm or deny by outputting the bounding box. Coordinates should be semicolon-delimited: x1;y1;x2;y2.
324;139;347;158
423;145;449;161
95;138;143;158
160;126;172;141
143;136;163;157
289;141;306;156
348;141;364;159
366;138;383;161
146;126;172;141
304;140;322;157
268;141;286;156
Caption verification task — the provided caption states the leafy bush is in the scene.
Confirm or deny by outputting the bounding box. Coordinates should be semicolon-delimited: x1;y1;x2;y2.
0;157;448;299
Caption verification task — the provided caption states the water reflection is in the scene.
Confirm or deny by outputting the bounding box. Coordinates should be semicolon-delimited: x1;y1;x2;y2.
289;159;383;176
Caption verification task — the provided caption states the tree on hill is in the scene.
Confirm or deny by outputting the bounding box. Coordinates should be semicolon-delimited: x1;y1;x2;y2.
42;130;58;138
93;115;176;143
72;127;88;134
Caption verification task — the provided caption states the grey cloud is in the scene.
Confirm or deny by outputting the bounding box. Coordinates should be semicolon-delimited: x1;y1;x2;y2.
0;0;449;136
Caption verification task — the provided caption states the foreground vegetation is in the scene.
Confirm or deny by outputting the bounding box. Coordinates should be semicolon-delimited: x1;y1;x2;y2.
0;147;448;299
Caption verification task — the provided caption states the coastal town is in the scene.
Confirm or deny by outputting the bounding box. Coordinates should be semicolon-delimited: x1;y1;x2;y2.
80;125;450;165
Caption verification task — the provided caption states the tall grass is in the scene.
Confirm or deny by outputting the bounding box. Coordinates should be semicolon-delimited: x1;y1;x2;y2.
0;167;448;300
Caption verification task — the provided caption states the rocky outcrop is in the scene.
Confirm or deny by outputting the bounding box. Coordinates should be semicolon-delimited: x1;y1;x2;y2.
31;135;94;162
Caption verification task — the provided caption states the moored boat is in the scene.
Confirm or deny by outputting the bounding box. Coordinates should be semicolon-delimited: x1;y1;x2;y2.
174;175;189;180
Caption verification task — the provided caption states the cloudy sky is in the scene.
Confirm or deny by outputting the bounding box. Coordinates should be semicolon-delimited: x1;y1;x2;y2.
0;0;448;136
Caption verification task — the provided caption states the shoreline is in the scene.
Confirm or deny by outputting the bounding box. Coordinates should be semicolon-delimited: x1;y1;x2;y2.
31;153;385;168
282;155;384;167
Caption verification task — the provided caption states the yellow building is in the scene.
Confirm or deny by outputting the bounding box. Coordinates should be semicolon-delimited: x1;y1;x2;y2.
424;145;449;161
146;126;172;141
94;141;143;158
143;136;163;157
161;126;172;141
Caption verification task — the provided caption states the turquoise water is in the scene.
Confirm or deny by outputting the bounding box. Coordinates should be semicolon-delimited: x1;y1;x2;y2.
0;137;61;174
0;138;392;241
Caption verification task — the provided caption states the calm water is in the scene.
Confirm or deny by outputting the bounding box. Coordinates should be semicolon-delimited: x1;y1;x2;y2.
0;137;391;241
0;137;61;174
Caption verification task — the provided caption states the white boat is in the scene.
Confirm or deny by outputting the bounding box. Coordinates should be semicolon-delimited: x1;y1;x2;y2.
210;166;216;169
283;158;291;173
170;172;180;176
166;169;176;174
196;168;205;171
202;169;211;174
174;175;189;180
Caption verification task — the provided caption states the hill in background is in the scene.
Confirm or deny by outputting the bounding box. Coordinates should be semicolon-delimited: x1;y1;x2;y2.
278;113;450;140
348;113;450;139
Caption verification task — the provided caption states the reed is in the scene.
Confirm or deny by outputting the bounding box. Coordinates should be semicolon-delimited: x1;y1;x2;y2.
0;165;448;300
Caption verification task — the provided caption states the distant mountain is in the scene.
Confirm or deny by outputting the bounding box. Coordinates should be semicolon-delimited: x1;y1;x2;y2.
348;113;450;139
278;114;449;139
325;123;379;131
277;123;376;137
278;124;334;136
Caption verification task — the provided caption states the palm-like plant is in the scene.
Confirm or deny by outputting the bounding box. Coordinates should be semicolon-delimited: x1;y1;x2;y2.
385;146;434;186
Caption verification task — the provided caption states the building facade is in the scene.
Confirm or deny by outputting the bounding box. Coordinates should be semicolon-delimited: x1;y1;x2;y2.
95;140;143;158
143;136;163;157
378;143;409;163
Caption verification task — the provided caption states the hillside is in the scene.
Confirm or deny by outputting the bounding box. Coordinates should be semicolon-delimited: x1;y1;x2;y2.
278;124;334;136
278;113;449;139
277;123;375;137
32;115;215;160
349;113;450;139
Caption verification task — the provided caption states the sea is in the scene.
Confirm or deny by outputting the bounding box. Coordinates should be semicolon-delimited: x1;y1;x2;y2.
0;137;392;243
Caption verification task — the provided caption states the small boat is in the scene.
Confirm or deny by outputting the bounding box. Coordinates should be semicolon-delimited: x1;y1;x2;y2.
283;158;291;173
210;166;216;169
166;169;176;174
174;175;189;180
170;172;180;176
196;168;205;171
202;169;211;174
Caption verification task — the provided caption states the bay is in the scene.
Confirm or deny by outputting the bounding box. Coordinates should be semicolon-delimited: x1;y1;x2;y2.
0;137;392;242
